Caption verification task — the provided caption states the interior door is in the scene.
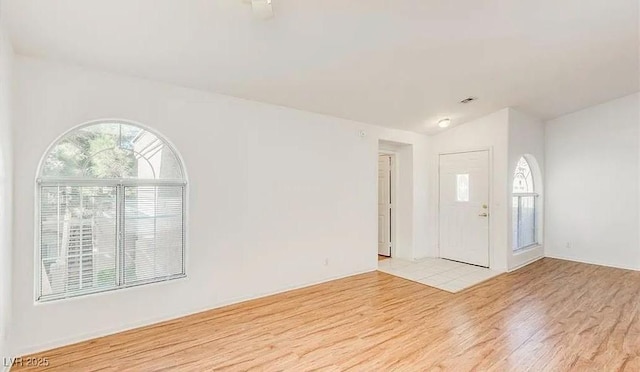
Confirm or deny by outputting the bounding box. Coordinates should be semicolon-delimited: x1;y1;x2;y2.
439;150;489;267
378;154;392;256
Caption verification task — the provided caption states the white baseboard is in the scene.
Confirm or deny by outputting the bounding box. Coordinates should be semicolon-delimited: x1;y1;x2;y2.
545;254;640;271
14;267;376;357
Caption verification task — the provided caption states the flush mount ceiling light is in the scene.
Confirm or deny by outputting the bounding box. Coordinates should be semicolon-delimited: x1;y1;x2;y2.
438;118;452;128
248;0;273;19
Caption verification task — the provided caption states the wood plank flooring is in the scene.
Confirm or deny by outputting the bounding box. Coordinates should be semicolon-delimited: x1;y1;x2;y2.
13;258;640;371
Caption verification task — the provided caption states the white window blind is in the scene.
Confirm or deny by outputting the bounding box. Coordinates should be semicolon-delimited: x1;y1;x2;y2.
512;195;537;250
512;156;539;251
40;186;118;299
37;121;186;302
123;185;185;285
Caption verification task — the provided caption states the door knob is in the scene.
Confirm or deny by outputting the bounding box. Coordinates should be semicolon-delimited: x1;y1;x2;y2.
479;213;488;217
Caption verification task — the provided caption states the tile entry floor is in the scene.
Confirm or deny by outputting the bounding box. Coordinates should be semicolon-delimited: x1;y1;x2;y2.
377;257;502;293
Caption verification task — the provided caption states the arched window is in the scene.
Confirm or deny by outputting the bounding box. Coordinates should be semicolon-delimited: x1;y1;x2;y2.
37;121;186;301
512;156;538;251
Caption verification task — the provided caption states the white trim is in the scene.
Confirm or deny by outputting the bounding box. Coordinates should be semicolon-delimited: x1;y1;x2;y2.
438;147;493;156
38;178;186;186
377;149;396;156
33;275;189;308
37;274;188;303
513;243;542;254
389;154;397;258
545;254;640;272
512;193;539;197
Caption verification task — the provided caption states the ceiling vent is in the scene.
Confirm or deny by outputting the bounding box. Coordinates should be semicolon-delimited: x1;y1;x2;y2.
460;97;477;104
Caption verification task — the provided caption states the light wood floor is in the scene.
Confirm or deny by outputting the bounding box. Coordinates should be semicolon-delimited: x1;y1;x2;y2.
14;258;640;371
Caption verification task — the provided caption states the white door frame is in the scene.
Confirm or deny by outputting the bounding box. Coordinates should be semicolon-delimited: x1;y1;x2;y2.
378;151;396;258
437;147;493;268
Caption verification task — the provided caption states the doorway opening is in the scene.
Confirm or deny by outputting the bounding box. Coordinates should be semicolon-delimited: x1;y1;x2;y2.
376;140;413;263
378;153;394;259
438;150;490;267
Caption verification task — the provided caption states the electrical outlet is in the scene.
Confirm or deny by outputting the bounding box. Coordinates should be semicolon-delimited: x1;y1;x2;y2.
324;258;329;266
566;242;572;250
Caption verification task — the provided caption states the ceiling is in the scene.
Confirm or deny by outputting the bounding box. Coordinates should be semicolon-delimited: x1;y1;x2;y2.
4;0;639;133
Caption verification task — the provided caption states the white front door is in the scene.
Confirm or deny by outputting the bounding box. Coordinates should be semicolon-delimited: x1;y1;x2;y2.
439;150;490;267
378;154;392;256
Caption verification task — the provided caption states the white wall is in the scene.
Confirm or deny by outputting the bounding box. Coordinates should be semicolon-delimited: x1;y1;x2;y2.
0;21;14;367
11;56;431;355
507;109;545;270
428;109;510;272
545;93;640;270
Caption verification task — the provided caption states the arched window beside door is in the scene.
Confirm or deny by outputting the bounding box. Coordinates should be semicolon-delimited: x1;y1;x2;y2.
512;156;539;251
37;120;187;301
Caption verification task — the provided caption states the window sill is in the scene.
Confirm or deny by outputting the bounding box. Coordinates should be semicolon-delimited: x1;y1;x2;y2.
34;274;188;305
513;244;542;254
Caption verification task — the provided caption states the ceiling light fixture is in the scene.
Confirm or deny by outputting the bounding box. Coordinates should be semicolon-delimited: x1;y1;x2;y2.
438;118;452;128
250;0;274;19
